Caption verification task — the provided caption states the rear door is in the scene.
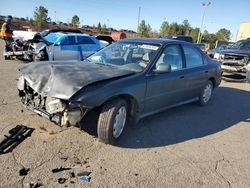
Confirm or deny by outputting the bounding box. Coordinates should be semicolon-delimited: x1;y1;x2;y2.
181;44;210;98
77;36;100;59
53;35;79;60
144;44;188;114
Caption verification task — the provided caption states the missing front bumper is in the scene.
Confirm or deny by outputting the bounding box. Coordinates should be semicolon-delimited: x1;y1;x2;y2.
23;103;86;127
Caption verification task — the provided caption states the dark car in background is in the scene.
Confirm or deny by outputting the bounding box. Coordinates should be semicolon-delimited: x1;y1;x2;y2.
17;38;221;145
164;35;193;43
207;44;228;58
213;39;250;76
195;43;206;52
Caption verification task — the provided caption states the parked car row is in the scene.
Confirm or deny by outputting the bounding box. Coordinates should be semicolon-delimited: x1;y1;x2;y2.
17;38;221;144
3;29;111;62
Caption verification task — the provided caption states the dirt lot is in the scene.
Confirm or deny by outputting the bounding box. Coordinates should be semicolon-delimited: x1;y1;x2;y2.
0;40;250;188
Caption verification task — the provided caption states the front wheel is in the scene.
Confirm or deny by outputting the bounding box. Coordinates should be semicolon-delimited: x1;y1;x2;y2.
198;80;213;106
4;55;10;60
97;99;127;145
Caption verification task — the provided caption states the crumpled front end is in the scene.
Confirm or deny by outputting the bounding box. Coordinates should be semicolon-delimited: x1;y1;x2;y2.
215;53;250;76
17;76;87;127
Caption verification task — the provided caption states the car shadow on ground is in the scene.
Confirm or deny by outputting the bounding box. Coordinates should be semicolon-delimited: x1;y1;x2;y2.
80;86;250;149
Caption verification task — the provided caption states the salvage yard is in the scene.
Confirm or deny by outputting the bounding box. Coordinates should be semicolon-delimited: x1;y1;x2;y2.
0;40;250;187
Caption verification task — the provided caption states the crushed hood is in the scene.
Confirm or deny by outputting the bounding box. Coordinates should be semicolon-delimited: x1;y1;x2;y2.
19;61;133;100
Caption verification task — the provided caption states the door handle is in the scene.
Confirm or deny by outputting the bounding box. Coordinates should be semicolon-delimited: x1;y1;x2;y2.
204;70;208;73
180;75;185;79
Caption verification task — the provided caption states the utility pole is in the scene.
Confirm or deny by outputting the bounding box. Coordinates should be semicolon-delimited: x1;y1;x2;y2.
54;11;57;23
197;2;211;43
137;6;141;32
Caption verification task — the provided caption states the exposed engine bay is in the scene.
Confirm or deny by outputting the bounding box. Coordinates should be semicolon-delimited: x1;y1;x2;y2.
18;77;86;127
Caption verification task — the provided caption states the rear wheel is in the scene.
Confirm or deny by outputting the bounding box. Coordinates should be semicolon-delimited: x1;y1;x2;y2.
198;80;213;106
97;98;127;145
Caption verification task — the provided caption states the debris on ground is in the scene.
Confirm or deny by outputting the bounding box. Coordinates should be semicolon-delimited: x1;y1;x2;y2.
79;175;91;182
0;125;34;154
19;167;30;176
58;178;67;184
29;179;43;188
51;167;72;173
77;171;91;182
59;156;68;161
77;171;91;176
69;172;75;178
39;126;47;132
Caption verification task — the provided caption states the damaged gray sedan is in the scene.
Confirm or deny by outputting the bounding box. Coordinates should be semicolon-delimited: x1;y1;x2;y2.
17;38;221;144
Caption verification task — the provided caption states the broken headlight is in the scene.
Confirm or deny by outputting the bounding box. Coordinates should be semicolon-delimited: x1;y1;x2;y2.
17;76;25;91
45;97;64;114
219;54;225;60
214;53;220;59
68;101;81;109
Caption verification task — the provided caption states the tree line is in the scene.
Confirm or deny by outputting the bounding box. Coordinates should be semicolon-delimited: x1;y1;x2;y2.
33;6;231;45
138;19;231;44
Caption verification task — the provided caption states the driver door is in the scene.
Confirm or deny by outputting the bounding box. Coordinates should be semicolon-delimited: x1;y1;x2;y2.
144;44;188;114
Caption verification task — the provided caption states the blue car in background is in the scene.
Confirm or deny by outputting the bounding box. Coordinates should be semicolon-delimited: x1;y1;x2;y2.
34;32;101;61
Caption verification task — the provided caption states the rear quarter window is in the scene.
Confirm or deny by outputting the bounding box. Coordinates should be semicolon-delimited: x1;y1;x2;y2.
77;36;96;44
183;45;204;68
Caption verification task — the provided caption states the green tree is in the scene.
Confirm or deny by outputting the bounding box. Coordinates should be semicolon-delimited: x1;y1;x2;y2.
138;20;151;37
216;28;231;42
97;22;102;33
159;20;169;37
101;24;108;34
34;6;50;29
169;22;180;35
190;27;200;42
71;15;80;28
182;20;191;35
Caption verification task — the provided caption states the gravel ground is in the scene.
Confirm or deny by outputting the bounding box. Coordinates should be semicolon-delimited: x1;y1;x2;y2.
0;40;250;188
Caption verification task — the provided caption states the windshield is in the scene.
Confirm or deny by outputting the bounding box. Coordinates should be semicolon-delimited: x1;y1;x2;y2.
44;33;65;44
87;41;160;73
229;40;250;50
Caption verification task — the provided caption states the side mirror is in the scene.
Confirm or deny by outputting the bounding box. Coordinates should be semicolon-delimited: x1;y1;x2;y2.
154;64;171;73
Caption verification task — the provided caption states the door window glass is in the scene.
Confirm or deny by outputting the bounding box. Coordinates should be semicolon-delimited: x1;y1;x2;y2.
77;36;96;44
155;45;183;71
183;45;203;68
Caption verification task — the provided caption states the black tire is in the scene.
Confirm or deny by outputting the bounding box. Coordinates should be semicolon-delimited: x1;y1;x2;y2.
97;98;127;145
198;80;213;106
4;55;10;60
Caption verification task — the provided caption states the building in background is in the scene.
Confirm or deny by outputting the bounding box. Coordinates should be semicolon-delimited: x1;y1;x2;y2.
237;22;250;41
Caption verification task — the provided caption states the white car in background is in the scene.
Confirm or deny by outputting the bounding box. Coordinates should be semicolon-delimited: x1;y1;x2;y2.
34;32;101;61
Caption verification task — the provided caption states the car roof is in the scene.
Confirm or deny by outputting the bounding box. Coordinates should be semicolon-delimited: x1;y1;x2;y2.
120;38;193;45
49;32;92;37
